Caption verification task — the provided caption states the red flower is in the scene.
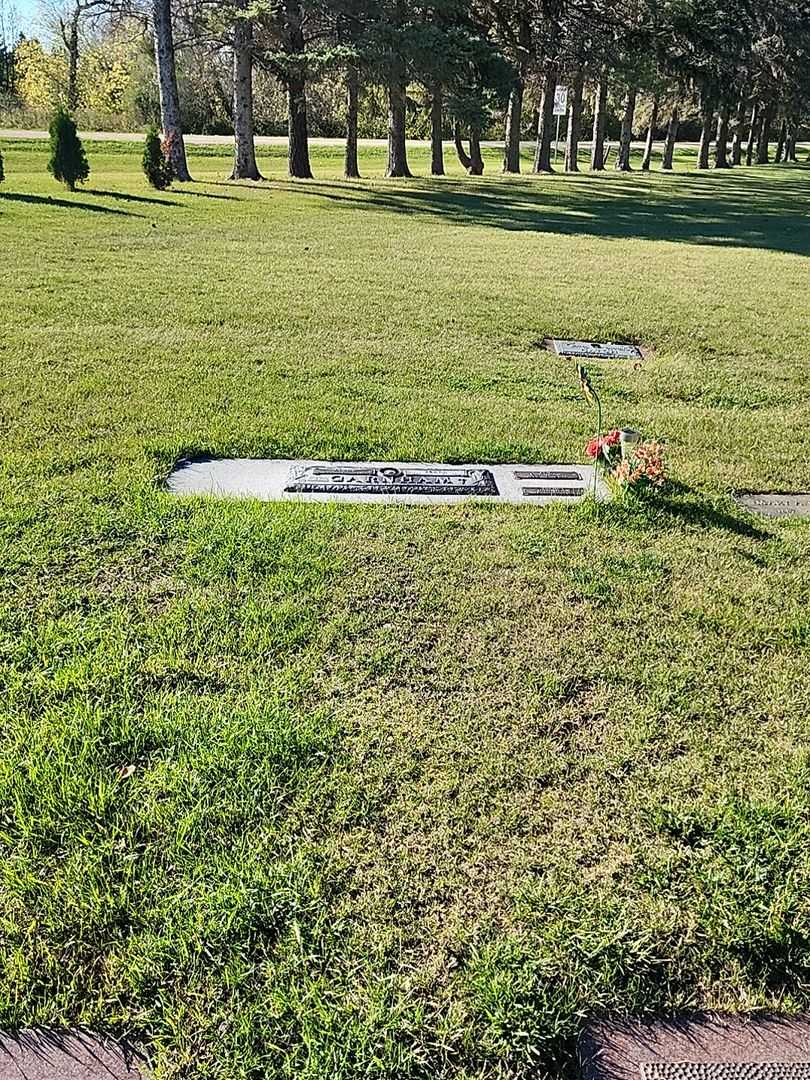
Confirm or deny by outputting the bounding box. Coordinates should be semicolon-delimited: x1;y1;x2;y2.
585;430;621;458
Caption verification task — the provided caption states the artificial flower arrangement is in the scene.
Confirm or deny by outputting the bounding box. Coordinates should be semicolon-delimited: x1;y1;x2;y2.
578;365;666;492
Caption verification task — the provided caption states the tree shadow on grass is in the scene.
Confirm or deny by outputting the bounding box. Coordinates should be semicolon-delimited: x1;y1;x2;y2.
84;187;180;207
0;191;139;216
299;168;810;256
646;481;772;540
171;186;244;200
188;181;265;197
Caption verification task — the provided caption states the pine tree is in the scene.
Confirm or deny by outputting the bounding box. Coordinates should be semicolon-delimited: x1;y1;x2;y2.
142;125;174;189
47;107;89;192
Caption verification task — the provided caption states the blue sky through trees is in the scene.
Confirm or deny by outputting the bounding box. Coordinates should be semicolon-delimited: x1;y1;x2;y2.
6;0;39;37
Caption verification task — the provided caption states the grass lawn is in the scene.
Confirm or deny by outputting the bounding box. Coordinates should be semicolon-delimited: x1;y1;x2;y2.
1;137;810;1079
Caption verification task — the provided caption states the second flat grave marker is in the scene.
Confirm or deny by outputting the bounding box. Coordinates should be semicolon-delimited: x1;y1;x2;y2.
550;339;643;360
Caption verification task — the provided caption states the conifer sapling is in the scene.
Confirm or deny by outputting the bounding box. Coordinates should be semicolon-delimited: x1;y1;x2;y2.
48;107;89;192
142;125;174;190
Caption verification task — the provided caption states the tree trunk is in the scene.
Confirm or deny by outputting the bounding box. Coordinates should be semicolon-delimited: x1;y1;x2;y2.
661;105;678;170
564;69;583;172
774;117;786;163
287;74;312;178
590;73;608;171
745;101;759;165
615;88;636;170
756;102;774;164
730;90;747;165
284;0;311;178
503;14;531;174
697;92;714;169
785;118;797;162
714;104;730;167
63;9;80;113
454;121;471;170
454;122;484;174
469;127;484;174
344;65;360;178
641;93;658;171
532;61;557;173
230;15;261;180
386;58;411;177
151;0;192;182
430;84;444;175
503;78;524;173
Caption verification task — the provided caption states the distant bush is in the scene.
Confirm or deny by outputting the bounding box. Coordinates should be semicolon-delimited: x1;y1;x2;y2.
47;107;89;191
142;124;173;189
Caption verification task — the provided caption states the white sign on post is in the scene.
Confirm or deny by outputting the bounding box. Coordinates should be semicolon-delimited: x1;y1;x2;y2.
553;86;568;116
553;86;568;163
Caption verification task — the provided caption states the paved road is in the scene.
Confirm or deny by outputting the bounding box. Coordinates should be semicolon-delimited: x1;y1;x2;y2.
0;128;696;149
0;129;381;145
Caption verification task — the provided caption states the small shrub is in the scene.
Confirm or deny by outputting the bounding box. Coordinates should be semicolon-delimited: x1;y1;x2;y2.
47;107;89;191
142;124;173;190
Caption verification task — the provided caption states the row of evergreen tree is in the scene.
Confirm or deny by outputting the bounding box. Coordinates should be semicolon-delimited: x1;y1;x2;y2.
135;0;808;183
4;0;807;187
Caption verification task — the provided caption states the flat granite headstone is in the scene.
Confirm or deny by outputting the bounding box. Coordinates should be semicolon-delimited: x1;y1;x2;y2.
0;1029;148;1080
580;1015;810;1080
284;463;500;496
166;459;608;506
734;494;810;520
550;339;643;361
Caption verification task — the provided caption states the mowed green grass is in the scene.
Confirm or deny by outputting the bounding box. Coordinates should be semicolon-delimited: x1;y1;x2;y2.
1;138;810;1079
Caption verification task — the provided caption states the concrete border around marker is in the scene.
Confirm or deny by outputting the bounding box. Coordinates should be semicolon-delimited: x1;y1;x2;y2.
165;458;609;506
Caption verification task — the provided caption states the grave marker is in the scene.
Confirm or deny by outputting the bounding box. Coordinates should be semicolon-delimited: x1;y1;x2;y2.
641;1065;810;1079
0;1029;148;1080
166;458;609;506
514;470;583;481
551;339;643;361
284;464;499;497
522;486;584;497
734;493;810;519
580;1014;810;1080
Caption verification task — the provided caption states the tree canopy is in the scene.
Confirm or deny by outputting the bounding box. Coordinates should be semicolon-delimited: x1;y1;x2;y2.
4;0;808;177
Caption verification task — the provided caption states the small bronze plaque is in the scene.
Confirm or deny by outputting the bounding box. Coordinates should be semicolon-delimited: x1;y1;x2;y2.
514;470;583;481
522;486;584;498
285;465;499;497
